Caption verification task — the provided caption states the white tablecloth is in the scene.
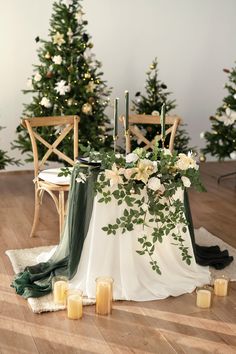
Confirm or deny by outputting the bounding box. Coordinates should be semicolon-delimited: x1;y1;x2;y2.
38;187;211;301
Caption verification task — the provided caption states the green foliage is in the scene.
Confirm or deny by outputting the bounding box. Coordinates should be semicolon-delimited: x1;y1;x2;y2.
203;65;236;160
67;146;204;274
13;0;112;162
132;58;192;154
0;127;21;170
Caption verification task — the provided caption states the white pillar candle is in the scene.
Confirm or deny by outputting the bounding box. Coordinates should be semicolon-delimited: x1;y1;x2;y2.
214;277;229;296
196;289;212;308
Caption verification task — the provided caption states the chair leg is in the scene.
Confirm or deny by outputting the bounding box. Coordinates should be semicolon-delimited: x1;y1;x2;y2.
58;191;65;239
30;186;41;237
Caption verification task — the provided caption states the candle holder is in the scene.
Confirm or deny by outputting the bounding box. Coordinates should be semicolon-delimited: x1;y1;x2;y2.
214;275;229;296
125;129;130;155
52;275;68;305
161;136;165;149
67;288;83;320
196;285;213;308
95;276;114;316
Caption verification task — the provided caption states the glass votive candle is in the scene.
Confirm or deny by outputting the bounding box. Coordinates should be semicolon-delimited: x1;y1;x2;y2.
196;286;212;308
214;276;229;297
67;289;83;320
52;275;68;305
95;276;114;316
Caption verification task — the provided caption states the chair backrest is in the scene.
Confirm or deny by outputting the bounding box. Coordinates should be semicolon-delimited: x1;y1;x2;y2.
21;115;80;177
120;114;181;153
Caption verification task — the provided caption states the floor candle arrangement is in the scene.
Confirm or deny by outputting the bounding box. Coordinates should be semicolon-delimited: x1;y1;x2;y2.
52;276;114;319
196;276;230;309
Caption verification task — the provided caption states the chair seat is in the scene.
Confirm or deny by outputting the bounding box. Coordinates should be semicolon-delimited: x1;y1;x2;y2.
38;168;72;185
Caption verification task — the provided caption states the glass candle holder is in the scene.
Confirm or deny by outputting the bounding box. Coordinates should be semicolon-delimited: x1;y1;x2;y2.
196;286;212;308
214;276;229;297
52;275;68;305
95;277;114;315
67;289;83;320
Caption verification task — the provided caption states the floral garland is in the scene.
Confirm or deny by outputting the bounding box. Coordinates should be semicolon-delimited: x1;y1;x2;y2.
61;146;205;274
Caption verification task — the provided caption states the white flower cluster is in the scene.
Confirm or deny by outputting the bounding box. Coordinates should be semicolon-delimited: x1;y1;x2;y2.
215;108;236;126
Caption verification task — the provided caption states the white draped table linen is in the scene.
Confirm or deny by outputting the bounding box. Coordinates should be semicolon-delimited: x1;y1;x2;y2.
38;188;211;301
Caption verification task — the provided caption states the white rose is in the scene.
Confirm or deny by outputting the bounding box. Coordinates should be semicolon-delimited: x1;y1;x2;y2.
181;176;191;188
34;73;42;82
52;55;62;65
147;177;161;191
126;153;139;164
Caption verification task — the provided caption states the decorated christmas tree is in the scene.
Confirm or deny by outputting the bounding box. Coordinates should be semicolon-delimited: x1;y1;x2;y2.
203;65;236;160
13;0;112;162
0;127;21;170
132;58;192;154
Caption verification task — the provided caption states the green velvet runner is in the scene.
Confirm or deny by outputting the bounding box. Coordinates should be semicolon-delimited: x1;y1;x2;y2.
11;165;99;298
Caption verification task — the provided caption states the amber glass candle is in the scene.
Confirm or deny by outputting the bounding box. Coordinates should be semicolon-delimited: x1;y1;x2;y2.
67;289;83;320
95;277;113;315
214;276;229;296
53;276;68;305
196;288;212;308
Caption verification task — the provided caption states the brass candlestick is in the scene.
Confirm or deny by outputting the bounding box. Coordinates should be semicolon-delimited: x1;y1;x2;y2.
125;129;130;155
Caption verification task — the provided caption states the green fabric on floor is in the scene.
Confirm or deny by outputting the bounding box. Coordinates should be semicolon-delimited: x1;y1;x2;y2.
11;165;99;298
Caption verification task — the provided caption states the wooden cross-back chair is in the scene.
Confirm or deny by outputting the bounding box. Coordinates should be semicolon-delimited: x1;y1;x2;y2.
120;114;181;153
21;115;80;238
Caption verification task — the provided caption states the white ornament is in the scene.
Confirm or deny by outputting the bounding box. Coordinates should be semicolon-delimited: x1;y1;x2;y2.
52;55;62;65
200;132;205;139
234;93;236;100
152;110;159;116
53;32;65;46
40;97;51;108
55;80;71;95
230;151;236;160
34;73;42;82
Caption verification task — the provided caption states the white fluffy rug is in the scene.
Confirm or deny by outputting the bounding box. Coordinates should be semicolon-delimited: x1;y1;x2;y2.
6;227;235;314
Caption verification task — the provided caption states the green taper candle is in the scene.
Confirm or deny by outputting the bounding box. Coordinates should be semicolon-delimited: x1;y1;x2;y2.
160;103;166;140
125;90;129;131
113;98;119;137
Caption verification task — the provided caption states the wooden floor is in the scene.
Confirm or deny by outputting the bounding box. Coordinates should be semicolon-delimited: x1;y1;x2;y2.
0;161;235;354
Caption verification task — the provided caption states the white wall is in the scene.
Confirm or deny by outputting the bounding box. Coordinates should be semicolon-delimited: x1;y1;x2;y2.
1;0;236;169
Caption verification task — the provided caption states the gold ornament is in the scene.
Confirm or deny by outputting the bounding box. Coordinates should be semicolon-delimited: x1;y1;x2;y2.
67;98;74;106
82;102;92;115
45;52;51;59
84;72;91;79
199;153;206;162
88;97;95;105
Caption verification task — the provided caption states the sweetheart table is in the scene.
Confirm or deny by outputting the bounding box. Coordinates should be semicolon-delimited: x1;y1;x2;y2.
12;163;211;301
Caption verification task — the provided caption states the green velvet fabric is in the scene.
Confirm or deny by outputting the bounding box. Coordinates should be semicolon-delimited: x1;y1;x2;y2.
11;165;99;298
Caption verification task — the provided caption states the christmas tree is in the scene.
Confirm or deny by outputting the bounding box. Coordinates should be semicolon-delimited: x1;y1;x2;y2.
132;58;192;154
203;65;236;160
0;127;21;170
13;0;112;163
